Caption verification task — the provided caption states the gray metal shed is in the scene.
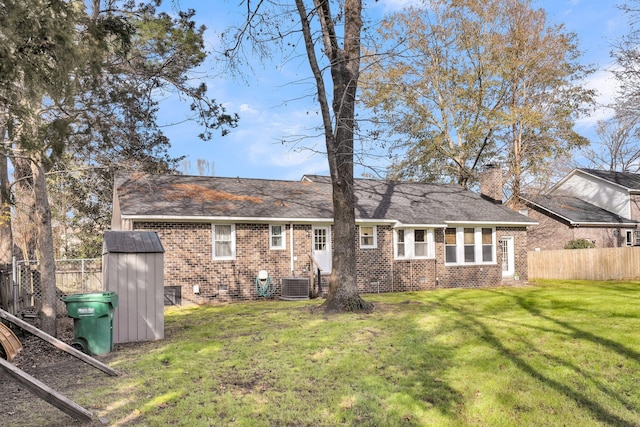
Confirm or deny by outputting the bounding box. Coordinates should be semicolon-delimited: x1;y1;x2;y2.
103;231;165;344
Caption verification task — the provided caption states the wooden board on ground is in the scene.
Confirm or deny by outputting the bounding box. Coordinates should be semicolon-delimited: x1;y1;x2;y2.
0;356;93;423
0;308;118;376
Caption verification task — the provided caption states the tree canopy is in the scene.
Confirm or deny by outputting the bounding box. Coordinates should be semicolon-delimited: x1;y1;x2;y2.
361;0;594;199
0;0;237;333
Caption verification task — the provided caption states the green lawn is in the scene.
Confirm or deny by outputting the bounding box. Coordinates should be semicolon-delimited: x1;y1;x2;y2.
62;281;640;425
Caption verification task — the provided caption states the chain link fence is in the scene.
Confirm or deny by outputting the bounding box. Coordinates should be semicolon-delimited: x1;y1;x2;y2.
0;259;103;316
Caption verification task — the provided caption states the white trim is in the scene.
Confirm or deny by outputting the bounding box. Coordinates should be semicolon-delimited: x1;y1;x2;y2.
445;220;537;227
289;223;294;274
123;216;535;227
394;227;435;260
312;225;332;272
123;215;335;224
500;236;515;277
359;225;377;249
444;226;497;266
356;219;397;224
394;222;448;228
269;224;286;250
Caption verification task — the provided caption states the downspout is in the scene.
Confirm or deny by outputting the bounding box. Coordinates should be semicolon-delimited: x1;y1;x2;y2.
391;256;394;293
410;259;413;291
290;223;294;275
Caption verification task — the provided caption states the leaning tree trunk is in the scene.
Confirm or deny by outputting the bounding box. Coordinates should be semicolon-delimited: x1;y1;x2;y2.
31;157;57;336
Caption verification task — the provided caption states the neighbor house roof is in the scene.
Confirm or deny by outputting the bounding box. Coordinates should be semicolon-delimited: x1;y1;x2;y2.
114;173;536;226
520;193;638;226
552;168;640;192
579;168;640;190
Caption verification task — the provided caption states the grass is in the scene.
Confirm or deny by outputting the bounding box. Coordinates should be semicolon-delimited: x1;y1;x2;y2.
42;281;640;425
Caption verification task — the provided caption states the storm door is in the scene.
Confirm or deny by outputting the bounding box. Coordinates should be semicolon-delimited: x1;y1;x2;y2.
312;226;332;273
499;236;515;277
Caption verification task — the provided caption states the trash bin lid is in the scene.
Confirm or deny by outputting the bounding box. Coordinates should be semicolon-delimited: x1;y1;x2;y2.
61;292;118;307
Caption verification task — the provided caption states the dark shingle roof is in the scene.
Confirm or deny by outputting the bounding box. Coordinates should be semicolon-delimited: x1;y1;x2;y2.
103;231;164;253
115;174;535;225
521;193;638;225
579;168;640;190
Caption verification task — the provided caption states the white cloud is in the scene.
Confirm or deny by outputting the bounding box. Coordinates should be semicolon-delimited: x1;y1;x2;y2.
239;104;258;114
373;0;421;12
576;68;620;128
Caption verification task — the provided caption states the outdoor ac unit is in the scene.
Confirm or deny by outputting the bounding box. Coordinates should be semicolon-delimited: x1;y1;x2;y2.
280;278;310;301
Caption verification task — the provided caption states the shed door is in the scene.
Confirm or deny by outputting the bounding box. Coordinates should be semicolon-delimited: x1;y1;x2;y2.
312;226;332;273
500;236;515;277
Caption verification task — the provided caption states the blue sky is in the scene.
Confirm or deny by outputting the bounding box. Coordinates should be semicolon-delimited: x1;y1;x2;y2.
159;0;628;180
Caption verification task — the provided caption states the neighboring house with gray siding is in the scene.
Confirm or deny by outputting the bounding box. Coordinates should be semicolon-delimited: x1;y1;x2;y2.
521;168;640;250
111;172;536;304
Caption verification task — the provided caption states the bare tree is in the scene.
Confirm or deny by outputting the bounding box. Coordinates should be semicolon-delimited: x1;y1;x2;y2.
582;112;640;172
224;0;372;312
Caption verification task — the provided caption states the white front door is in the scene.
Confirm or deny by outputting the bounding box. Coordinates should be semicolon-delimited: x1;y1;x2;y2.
500;236;515;277
312;226;332;273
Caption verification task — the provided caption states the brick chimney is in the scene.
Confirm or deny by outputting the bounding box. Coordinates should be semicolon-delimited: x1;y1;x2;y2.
479;163;503;204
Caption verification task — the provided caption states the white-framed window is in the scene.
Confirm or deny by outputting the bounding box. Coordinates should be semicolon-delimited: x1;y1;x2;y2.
464;227;475;262
359;225;377;248
445;228;457;263
445;227;496;266
212;224;235;260
270;224;286;250
482;228;494;262
394;228;434;259
314;228;327;251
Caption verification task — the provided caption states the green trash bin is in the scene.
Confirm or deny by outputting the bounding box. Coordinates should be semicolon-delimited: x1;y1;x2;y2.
61;292;118;356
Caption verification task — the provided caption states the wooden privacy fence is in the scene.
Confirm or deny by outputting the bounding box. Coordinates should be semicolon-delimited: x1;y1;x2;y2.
528;247;640;281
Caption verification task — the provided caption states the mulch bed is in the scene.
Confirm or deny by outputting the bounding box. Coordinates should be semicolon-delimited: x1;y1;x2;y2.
0;317;109;426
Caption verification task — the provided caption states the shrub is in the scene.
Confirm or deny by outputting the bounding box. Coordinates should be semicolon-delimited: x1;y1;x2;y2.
564;238;595;249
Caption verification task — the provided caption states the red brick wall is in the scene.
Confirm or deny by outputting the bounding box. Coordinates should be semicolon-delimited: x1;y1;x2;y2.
526;206;627;250
134;221;528;303
630;194;640;221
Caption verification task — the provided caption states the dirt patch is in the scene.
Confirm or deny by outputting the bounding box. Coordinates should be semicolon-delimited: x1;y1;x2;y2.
0;317;110;426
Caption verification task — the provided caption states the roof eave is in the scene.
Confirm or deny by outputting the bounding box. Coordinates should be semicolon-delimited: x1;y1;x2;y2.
121;215;334;224
393;222;448;228
573;222;639;227
445;220;538;227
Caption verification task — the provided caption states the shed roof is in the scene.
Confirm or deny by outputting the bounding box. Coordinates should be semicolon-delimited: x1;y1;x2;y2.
103;231;164;254
114;173;535;226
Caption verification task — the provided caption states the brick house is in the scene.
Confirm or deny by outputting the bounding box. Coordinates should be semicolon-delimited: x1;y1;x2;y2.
111;172;535;304
521;168;640;250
